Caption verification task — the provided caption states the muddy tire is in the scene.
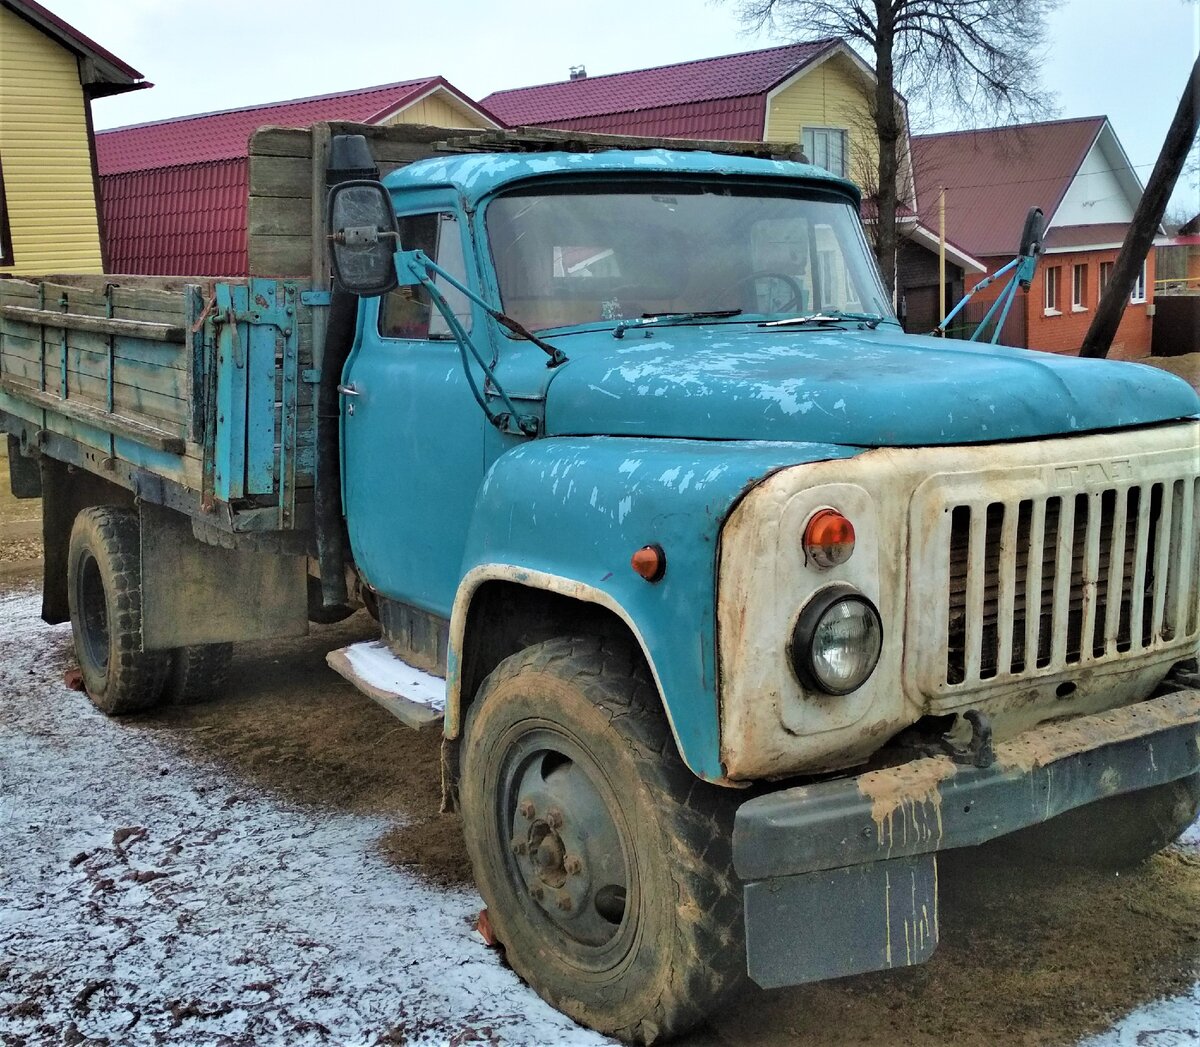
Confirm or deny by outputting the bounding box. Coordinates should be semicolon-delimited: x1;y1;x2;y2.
165;642;234;704
1010;773;1200;870
67;506;170;715
460;636;744;1044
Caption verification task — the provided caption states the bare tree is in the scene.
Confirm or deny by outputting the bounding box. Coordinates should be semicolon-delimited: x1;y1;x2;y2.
733;0;1062;296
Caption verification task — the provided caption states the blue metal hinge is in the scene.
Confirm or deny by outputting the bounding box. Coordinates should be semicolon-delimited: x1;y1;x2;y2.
301;290;333;307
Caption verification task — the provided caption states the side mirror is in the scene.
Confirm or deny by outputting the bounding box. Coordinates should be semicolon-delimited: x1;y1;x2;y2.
1018;207;1045;260
327;180;400;296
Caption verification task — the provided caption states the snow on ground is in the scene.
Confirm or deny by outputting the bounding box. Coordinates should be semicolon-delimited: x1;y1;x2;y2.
2;580;1199;1046
0;587;610;1046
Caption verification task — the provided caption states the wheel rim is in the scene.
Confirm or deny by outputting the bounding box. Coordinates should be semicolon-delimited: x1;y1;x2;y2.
77;551;110;673
496;723;639;970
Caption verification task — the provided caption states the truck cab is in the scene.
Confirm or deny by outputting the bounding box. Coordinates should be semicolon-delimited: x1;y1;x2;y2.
319;145;1200;1042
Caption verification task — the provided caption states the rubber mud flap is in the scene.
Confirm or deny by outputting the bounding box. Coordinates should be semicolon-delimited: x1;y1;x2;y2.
743;853;938;989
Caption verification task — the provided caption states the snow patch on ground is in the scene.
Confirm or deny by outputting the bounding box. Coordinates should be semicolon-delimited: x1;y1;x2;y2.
0;588;609;1046
1078;983;1200;1046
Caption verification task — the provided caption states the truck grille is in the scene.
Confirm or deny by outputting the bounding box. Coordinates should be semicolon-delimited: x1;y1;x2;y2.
945;478;1199;686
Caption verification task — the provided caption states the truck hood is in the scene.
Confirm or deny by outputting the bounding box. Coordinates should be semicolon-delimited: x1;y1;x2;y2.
543;325;1200;445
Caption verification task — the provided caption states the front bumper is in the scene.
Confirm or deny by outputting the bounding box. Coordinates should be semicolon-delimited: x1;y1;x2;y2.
733;687;1200;989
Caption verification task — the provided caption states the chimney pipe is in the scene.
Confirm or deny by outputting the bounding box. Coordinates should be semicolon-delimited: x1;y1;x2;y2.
569;65;587;80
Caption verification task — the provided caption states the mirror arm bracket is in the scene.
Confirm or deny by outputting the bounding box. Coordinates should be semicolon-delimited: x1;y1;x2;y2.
394;250;568;368
395;250;540;437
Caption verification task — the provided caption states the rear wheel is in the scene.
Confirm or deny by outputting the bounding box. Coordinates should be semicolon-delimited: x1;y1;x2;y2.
165;642;234;704
1010;773;1200;870
460;636;744;1044
67;506;170;715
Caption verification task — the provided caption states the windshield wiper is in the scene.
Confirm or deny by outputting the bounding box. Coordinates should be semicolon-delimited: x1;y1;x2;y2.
613;309;742;340
760;311;885;329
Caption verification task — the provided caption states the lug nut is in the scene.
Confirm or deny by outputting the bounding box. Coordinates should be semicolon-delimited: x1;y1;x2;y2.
564;855;582;875
518;800;536;820
556;895;573;911
545;809;564;830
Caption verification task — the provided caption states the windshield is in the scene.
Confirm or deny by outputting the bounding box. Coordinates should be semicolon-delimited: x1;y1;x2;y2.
486;180;894;332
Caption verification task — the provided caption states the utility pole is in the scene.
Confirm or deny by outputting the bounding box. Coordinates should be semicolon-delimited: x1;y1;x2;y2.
939;186;947;324
1080;54;1199;358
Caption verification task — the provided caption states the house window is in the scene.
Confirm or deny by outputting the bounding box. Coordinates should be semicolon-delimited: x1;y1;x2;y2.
1099;260;1114;297
1130;260;1147;303
0;153;12;267
1072;264;1087;311
1044;265;1061;315
802;127;849;179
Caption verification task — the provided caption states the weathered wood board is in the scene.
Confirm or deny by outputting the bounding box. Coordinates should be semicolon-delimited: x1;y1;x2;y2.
247;121;804;279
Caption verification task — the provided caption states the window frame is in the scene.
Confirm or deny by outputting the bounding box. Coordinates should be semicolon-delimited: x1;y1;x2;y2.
1071;263;1087;312
801;126;850;179
377;209;474;342
1099;260;1114;299
1044;265;1061;315
1130;260;1147;304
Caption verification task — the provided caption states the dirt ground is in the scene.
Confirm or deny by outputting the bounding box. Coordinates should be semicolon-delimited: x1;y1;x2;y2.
2;355;1199;1045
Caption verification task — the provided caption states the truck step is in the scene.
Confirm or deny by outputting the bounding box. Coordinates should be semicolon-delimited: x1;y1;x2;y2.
326;640;445;730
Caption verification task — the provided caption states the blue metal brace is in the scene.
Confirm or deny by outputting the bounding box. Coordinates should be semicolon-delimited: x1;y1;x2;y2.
936;207;1045;345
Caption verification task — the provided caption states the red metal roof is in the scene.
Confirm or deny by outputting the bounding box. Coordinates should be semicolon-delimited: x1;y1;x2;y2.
1043;222;1131;250
101;160;249;276
482;39;840;130
912;117;1107;259
526;97;770;141
96;77;497;174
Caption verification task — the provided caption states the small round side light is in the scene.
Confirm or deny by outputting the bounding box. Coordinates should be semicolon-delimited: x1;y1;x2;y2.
804;509;855;569
631;544;666;582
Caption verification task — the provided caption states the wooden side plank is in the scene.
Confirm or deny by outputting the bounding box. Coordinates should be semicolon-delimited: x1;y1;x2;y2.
0;305;185;342
0;378;187;454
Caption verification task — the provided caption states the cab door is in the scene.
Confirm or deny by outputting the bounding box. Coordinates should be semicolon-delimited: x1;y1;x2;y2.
339;207;487;618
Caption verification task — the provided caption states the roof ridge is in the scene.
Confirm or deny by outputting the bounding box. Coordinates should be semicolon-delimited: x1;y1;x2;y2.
98;77;435;135
912;114;1107;141
484;37;840;99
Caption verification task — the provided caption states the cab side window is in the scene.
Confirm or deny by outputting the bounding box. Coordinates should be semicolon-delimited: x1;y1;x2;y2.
379;212;472;340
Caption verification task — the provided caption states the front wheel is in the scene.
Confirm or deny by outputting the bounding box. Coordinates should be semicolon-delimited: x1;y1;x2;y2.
460;636;744;1044
67;506;170;715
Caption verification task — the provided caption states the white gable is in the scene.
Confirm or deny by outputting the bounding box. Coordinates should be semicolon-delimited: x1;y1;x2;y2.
1053;122;1143;227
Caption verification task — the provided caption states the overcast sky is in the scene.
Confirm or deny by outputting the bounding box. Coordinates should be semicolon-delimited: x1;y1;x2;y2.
49;0;1200;215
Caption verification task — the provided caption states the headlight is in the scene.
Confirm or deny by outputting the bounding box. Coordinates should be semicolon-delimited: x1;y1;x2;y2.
790;585;882;695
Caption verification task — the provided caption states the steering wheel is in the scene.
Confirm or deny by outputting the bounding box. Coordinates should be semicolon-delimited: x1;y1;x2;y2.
731;270;805;313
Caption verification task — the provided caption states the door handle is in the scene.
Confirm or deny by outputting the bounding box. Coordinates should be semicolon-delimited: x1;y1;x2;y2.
337;384;361;397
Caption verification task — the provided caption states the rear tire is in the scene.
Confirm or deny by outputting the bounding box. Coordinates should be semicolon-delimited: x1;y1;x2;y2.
67;506;170;715
165;642;234;704
1010;772;1200;870
460;635;744;1044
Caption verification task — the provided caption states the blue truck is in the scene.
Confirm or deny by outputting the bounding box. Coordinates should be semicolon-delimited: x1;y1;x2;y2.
2;122;1199;1043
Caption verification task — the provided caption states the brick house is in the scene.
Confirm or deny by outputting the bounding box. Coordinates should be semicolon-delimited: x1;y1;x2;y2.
96;78;501;275
913;117;1157;359
484;41;984;330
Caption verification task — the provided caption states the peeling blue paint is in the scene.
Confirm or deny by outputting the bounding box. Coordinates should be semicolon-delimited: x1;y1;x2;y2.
383;149;858;207
457;436;857;779
544;325;1200;445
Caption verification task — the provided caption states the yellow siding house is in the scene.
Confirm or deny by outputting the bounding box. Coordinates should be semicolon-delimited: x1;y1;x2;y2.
0;0;145;275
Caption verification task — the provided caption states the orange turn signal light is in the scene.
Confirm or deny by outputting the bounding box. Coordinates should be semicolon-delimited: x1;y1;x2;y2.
631;544;666;582
803;509;855;569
